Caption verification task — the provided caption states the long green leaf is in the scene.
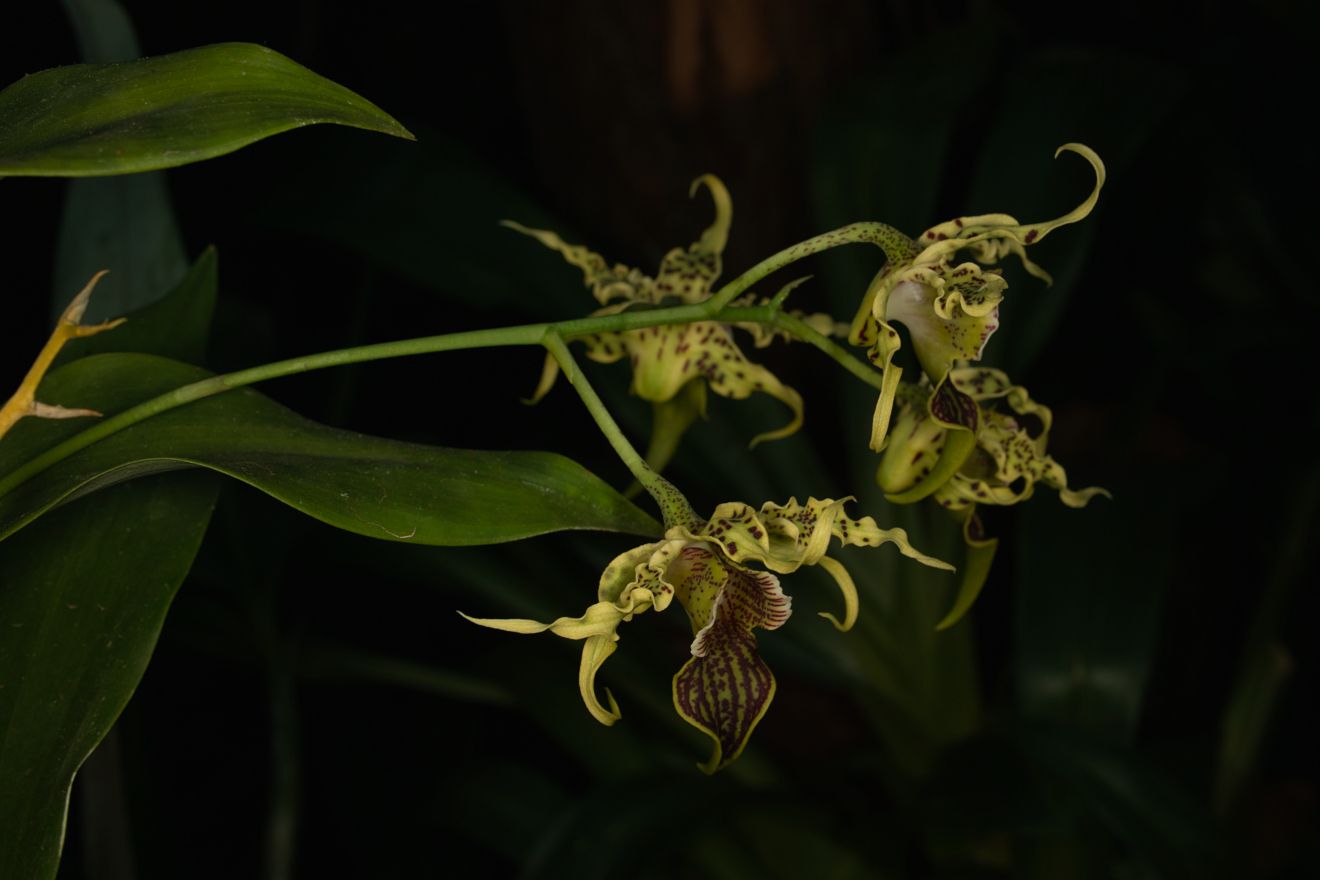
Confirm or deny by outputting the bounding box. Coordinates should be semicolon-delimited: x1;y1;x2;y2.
0;472;218;880
0;248;223;878
0;42;413;178
0;354;661;544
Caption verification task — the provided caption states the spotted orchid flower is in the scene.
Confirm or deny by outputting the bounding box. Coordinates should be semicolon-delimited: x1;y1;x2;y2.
876;366;1108;628
506;176;839;467
462;495;952;772
0;271;123;441
848;143;1106;452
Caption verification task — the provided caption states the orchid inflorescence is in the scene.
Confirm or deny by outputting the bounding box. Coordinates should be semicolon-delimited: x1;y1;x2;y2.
462;144;1111;770
1;145;1108;772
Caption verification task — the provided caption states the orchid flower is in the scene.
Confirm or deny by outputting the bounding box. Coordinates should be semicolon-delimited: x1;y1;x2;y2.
848;143;1105;451
876;366;1109;628
506;176;839;468
462;495;952;772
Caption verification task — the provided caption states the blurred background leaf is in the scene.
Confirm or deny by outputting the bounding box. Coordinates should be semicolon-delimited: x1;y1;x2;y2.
51;0;189;322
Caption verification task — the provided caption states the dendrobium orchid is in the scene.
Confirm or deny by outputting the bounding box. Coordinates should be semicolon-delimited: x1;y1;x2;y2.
462;495;951;772
849;143;1106;452
876;366;1109;628
506;175;839;466
879;367;1108;511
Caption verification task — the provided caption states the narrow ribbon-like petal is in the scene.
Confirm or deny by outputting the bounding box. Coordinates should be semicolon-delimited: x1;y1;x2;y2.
578;635;623;724
501;220;654;305
913;143;1106;280
814;555;858;632
934;511;999;632
457;601;626;640
829;511;955;572
655;175;731;304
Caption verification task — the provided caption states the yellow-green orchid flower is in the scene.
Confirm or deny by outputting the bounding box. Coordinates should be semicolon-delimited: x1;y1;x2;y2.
849;143;1106;452
876;366;1109;628
0;271;124;441
462;495;952;772
506;176;840;466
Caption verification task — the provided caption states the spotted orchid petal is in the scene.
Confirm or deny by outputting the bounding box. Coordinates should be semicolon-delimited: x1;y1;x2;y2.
625;321;804;447
929;367;1109;511
654;175;731;304
501;220;654;306
671;547;791;773
683;496;952;634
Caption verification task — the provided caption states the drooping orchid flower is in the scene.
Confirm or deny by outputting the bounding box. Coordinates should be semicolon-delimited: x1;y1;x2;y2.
463;495;951;772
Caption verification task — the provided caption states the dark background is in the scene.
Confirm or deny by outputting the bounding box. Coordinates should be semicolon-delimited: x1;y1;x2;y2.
2;1;1316;877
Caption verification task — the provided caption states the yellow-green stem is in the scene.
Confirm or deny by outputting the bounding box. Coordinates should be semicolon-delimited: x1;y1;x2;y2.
0;304;887;503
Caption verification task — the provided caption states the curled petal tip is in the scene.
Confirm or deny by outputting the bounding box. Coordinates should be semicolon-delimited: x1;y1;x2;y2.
817;611;850;633
815;556;858;633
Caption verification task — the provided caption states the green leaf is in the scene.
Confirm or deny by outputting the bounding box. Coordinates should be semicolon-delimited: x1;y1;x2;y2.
49;0;188;321
0;472;218;880
61;0;141;64
1014;483;1173;743
0;354;661;545
52;174;188;322
0;244;223;877
0;42;413;178
56;246;218;366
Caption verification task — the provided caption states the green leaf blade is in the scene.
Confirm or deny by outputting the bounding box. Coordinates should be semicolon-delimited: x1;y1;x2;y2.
0;42;413;178
0;473;218;880
0;354;661;545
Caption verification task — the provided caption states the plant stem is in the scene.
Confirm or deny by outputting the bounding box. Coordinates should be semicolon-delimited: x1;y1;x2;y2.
705;222;916;312
770;311;884;391
0;304;883;501
542;332;698;529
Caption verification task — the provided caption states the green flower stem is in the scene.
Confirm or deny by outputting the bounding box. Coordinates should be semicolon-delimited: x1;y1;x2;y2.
769;311;884;391
543;332;697;528
705;222;917;313
542;332;648;484
0;302;881;502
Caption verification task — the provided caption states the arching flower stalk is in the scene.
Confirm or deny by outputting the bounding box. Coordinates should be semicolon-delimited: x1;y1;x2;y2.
462;495;952;772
